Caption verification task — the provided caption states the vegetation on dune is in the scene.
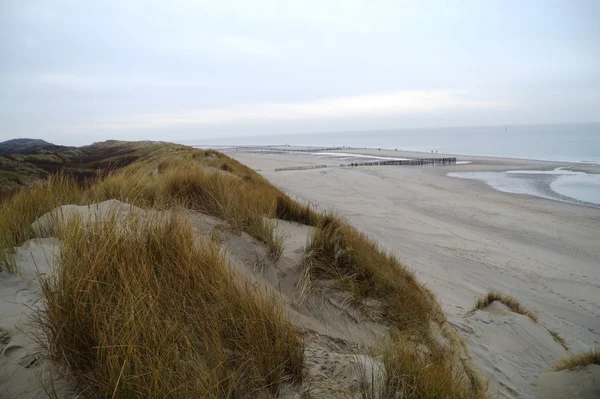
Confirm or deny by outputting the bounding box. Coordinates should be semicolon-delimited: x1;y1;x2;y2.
303;216;487;398
1;140;488;397
0;175;83;272
275;195;321;227
547;328;569;351
0;139;194;198
469;290;538;323
367;335;487;399
553;348;600;371
0;143;286;270
38;213;303;398
302;216;440;331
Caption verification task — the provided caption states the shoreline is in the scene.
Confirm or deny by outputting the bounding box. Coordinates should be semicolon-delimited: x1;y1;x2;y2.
197;144;600;168
222;145;600;207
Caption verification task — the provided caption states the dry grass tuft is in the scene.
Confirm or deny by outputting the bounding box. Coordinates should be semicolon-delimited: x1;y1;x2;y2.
547;329;569;351
0;175;83;272
246;217;285;261
470;291;538;323
302;216;439;332
275;195;320;227
367;336;488;399
553;348;600;371
38;212;303;397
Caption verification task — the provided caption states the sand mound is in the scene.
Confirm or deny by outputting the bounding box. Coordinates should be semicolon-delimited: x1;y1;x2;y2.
201;164;241;179
455;301;567;398
31;200;146;237
536;364;600;399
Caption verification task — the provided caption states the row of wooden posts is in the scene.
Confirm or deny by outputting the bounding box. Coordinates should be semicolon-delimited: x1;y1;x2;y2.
274;165;328;172
341;158;457;167
274;158;456;171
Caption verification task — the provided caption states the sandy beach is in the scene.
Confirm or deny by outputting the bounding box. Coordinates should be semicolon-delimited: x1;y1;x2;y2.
229;148;600;398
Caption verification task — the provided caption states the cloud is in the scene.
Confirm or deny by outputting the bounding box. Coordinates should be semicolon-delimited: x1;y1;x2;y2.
219;35;274;57
27;72;195;90
81;90;514;131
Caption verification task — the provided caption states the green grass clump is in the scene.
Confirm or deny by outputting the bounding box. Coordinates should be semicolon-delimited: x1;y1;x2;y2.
38;213;303;398
470;290;538;323
553;348;600;371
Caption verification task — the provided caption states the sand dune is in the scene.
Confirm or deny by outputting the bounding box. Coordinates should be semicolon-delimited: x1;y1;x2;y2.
1;200;395;397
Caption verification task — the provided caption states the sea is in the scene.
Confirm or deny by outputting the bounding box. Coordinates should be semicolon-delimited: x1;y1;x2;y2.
192;123;600;207
195;123;600;164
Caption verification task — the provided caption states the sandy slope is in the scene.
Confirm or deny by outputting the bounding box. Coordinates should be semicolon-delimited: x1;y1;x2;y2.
0;238;70;399
229;149;600;398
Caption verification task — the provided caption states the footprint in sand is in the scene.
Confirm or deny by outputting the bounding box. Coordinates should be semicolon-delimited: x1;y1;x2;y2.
0;328;10;352
2;343;25;358
19;352;42;368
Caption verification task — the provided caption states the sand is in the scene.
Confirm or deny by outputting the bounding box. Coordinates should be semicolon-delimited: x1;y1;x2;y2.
229;148;600;398
0;238;70;398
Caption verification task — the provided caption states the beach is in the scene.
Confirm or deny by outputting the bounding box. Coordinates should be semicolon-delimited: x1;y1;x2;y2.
229;148;600;398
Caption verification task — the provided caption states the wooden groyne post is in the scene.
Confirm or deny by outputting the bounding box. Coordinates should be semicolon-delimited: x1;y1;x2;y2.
340;157;457;167
274;165;328;172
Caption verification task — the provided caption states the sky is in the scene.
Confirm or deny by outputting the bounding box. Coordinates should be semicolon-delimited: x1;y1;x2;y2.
1;0;599;145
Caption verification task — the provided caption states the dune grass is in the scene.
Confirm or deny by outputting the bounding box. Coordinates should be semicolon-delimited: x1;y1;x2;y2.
547;329;569;351
470;290;538;323
365;336;488;399
0;175;83;272
552;348;600;371
302;215;487;398
0;148;288;271
37;213;303;398
302;215;440;332
275;195;321;227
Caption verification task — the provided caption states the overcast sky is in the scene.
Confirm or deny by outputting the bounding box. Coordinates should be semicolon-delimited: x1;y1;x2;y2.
1;0;599;145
